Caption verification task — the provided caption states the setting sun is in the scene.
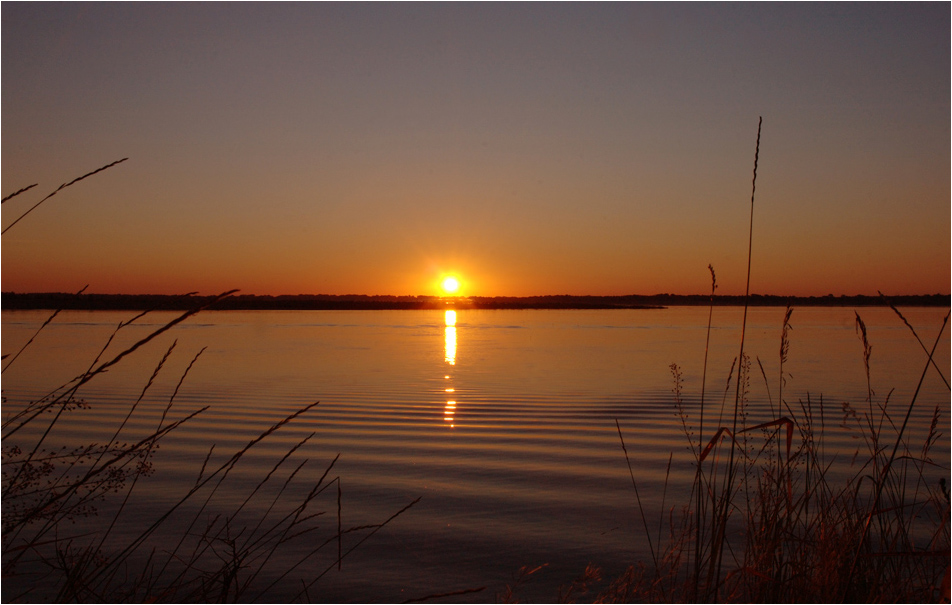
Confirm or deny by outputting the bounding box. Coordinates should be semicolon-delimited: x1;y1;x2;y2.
440;276;460;295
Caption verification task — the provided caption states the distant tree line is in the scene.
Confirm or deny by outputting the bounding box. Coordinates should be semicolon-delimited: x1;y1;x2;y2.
2;292;948;311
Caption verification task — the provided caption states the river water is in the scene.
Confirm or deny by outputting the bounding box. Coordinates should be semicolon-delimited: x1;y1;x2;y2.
2;306;948;602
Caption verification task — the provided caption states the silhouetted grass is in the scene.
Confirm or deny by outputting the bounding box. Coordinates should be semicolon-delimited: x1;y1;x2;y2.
494;118;951;604
2;293;421;602
597;119;951;604
605;307;949;603
1;158;128;235
2;164;418;602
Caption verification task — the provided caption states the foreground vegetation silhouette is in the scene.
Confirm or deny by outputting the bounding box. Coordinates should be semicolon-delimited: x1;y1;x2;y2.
504;118;951;604
2;163;420;602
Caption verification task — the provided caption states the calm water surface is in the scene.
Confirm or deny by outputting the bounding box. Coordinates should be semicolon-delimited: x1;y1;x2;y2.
3;306;949;602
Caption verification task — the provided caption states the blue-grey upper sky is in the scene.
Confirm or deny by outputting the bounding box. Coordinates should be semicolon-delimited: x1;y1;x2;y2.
3;3;949;296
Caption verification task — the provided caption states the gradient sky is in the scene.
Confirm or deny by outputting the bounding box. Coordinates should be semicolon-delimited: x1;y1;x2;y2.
3;3;949;297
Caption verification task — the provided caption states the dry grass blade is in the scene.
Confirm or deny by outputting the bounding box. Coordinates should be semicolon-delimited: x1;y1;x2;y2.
740;417;794;459
2;158;128;235
879;290;950;389
615;420;659;571
854;312;878;426
1;182;38;204
292;496;423;600
78;288;237;382
2;285;89;374
402;585;487;603
699;426;736;462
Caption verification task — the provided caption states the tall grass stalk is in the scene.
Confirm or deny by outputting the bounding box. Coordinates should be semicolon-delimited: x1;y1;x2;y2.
608;118;949;603
711;115;762;598
691;264;717;601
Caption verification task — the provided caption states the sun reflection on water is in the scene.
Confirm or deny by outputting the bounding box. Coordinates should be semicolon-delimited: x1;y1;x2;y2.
443;310;458;427
444;310;456;365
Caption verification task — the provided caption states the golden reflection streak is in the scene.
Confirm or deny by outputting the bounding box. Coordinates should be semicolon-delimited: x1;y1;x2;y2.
444;310;456;366
443;310;458;427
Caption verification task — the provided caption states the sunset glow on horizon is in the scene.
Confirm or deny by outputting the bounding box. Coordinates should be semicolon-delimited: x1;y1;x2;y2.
2;4;948;298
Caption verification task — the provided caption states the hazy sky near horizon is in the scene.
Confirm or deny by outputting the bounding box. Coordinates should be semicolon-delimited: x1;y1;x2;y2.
2;3;949;297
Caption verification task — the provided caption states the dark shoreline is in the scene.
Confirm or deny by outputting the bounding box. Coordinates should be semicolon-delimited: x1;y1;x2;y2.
2;292;949;311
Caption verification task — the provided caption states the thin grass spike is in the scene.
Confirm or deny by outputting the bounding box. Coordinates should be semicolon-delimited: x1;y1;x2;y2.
2;285;89;374
1;182;38;204
879;290;950;389
2;158;128;235
715;116;762;593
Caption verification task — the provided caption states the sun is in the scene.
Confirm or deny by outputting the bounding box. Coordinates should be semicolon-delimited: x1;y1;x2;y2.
440;276;460;295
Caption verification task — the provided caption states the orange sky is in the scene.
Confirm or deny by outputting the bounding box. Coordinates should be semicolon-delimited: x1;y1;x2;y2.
3;4;949;297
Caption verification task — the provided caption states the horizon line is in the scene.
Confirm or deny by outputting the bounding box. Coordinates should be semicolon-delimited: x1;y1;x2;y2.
3;291;949;300
2;290;951;297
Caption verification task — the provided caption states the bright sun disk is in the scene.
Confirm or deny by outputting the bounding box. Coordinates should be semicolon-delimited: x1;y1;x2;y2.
441;276;460;294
